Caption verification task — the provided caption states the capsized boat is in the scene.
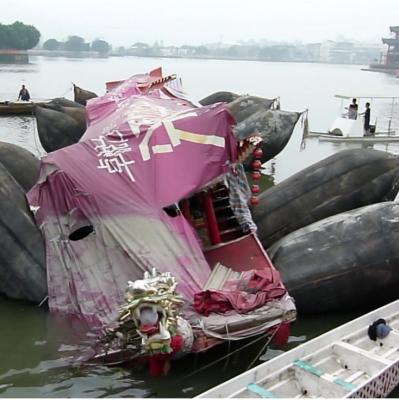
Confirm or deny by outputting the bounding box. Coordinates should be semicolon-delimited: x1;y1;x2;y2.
307;94;399;143
27;67;299;373
198;299;399;398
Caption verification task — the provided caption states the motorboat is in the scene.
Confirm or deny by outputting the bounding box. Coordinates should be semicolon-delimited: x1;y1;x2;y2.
307;94;399;143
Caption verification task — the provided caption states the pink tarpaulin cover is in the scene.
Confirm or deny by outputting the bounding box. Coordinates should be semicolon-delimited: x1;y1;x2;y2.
28;69;238;328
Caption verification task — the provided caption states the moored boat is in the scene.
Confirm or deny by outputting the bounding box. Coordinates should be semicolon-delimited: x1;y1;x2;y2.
307;94;399;143
198;299;399;398
0;100;51;115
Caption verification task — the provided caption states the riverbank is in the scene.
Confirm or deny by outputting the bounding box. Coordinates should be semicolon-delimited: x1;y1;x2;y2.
0;50;28;64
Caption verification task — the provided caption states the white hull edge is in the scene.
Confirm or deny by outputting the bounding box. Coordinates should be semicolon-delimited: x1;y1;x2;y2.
307;132;399;143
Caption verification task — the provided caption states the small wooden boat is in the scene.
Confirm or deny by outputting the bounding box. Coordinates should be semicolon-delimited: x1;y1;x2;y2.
198;299;399;398
0;100;50;115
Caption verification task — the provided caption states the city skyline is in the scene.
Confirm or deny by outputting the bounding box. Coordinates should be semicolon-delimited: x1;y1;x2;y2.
0;0;397;47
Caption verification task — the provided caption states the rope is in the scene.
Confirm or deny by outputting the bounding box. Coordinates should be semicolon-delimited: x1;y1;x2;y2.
300;109;309;150
38;295;48;307
223;322;232;371
274;97;281;110
58;83;73;99
246;321;282;371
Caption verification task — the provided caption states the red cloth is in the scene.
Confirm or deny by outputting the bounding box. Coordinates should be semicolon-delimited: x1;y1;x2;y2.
193;269;286;316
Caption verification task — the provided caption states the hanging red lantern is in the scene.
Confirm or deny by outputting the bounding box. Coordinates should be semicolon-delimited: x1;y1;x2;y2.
253;148;263;158
252;160;262;170
250;196;259;206
252;171;261;180
251;185;260;194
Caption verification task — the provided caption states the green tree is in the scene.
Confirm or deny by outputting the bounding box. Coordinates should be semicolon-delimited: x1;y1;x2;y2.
0;21;40;50
64;35;86;52
43;38;60;51
91;39;110;54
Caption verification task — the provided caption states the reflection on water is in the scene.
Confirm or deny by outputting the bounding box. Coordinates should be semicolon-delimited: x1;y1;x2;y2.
0;116;43;157
0;57;398;397
0;296;364;398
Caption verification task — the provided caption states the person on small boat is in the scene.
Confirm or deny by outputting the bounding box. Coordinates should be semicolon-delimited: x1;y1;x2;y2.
346;98;358;119
360;102;371;136
18;85;30;102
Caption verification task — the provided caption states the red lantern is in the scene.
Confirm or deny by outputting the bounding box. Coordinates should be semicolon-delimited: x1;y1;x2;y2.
253;148;263;158
252;160;262;170
252;171;261;180
251;185;260;194
250;196;259;206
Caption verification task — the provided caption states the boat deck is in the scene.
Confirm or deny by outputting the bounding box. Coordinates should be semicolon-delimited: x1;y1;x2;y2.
198;300;399;398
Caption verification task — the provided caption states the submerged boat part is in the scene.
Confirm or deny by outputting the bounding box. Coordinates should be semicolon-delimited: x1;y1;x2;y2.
253;149;399;249
0;141;40;192
0;162;46;303
269;202;399;313
34;105;86;152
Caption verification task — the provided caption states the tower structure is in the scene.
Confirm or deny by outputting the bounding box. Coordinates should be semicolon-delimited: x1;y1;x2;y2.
382;26;399;66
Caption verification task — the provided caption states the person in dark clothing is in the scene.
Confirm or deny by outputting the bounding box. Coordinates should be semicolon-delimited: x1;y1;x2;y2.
361;102;371;136
18;85;30;101
346;98;358;119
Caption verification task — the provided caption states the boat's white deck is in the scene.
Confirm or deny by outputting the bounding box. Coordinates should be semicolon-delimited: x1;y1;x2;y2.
198;301;399;398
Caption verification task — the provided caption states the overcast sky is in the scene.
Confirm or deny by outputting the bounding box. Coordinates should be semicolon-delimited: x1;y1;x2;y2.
1;0;397;47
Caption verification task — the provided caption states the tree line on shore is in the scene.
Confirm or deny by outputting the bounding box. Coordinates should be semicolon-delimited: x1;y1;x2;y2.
0;21;40;50
0;20;380;65
43;36;110;54
0;21;109;54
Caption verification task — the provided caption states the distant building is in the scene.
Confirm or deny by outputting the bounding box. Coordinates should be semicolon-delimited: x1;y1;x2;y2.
382;26;399;66
320;40;380;64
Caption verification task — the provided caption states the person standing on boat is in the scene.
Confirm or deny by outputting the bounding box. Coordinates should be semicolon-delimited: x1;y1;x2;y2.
360;102;371;136
346;98;358;119
18;85;30;101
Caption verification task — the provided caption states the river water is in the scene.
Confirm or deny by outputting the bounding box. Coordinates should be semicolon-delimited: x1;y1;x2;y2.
0;56;398;397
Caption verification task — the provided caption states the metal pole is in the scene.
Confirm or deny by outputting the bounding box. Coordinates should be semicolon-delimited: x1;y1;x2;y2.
388;98;395;135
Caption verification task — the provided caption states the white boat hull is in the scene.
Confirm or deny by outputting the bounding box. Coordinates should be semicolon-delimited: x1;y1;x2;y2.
198;300;399;398
308;132;399;143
